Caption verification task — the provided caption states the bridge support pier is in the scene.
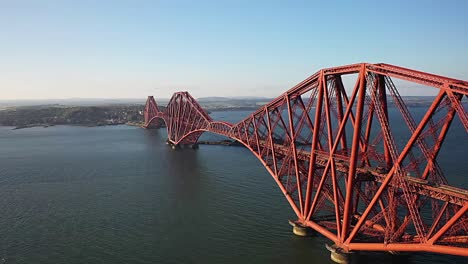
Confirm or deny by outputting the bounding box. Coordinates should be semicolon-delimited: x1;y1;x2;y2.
168;142;180;150
168;142;199;150
288;220;314;237
326;244;352;264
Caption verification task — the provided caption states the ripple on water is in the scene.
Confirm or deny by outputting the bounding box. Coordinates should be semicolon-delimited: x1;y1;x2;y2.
0;124;466;264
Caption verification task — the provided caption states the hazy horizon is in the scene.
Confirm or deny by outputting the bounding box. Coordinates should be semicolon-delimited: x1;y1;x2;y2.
1;1;467;100
0;95;442;109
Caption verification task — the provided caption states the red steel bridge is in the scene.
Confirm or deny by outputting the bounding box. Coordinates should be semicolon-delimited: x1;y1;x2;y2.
143;63;468;259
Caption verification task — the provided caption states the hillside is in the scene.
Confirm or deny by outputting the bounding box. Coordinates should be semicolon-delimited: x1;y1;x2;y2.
0;105;146;129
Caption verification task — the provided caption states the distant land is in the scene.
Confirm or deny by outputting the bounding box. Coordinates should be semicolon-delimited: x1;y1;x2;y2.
0;98;148;108
197;96;272;111
0;96;272;129
0;96;445;129
0;96;272;109
0;105;146;129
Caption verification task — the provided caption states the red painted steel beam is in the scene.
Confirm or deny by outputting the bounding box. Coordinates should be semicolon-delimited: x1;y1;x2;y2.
347;243;468;256
342;64;367;241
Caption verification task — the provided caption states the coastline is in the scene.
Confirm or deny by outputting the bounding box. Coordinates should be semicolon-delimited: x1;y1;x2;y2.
8;122;145;130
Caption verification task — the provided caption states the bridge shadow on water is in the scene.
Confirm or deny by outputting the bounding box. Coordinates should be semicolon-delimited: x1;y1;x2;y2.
166;146;204;200
142;128;204;199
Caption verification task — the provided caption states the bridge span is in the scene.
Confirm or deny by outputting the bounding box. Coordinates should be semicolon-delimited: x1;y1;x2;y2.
143;63;468;262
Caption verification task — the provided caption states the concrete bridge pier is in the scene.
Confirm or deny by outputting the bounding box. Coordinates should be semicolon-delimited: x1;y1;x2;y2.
171;144;180;150
166;141;180;150
326;244;353;264
167;141;199;150
288;220;314;237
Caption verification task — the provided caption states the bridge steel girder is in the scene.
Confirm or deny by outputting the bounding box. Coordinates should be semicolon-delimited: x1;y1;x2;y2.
144;63;468;257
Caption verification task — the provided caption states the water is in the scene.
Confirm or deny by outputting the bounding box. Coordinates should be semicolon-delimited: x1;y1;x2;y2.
0;110;465;264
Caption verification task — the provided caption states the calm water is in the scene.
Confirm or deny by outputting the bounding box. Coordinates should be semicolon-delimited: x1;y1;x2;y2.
0;110;465;264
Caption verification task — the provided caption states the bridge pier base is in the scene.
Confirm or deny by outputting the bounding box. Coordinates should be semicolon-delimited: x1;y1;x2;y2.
169;143;180;150
288;220;314;237
326;244;352;264
167;142;199;150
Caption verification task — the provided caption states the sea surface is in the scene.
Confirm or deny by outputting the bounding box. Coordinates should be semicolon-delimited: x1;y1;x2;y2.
0;110;465;264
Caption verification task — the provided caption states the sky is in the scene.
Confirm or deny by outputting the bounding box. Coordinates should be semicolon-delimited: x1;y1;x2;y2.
0;0;467;100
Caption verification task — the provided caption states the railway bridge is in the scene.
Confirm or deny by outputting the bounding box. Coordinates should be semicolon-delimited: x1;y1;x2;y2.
144;63;468;263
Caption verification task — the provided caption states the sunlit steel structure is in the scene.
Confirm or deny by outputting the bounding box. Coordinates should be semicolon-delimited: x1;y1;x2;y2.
144;63;468;257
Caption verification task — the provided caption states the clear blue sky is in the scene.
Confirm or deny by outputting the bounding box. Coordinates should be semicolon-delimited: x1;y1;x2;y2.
0;0;467;99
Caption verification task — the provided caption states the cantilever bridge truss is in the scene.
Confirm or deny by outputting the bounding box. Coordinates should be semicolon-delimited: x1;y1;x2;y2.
144;63;468;256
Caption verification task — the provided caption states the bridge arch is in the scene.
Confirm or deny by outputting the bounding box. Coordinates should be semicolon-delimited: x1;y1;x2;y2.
170;129;206;145
158;121;304;217
145;115;167;129
171;121;236;145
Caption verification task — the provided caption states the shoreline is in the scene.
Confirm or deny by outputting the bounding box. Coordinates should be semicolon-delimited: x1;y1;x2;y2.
8;122;144;130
